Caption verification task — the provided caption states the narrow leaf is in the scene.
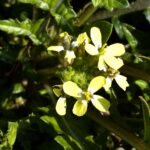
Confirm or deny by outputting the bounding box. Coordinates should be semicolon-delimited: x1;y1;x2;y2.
112;0;129;9
140;96;150;145
40;116;63;134
7;122;18;148
92;0;103;7
17;0;49;11
122;25;138;50
18;0;76;24
55;135;74;150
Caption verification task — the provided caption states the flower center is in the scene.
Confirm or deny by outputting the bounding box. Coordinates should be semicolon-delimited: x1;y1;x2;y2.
82;91;93;102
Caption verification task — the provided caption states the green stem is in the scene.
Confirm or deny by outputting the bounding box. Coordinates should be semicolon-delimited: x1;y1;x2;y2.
87;109;150;150
120;64;150;83
90;0;150;22
74;2;97;27
139;96;150;145
139;55;150;61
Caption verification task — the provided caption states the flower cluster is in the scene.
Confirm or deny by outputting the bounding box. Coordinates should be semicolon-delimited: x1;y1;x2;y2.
47;27;129;117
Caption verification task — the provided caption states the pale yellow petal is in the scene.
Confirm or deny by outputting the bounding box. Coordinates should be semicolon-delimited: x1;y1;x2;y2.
88;76;106;94
104;56;124;70
98;56;107;71
90;27;102;48
85;44;99;55
77;32;90;45
105;43;125;56
91;95;110;112
60;32;72;43
65;50;76;64
73;100;88;116
103;77;112;91
115;74;129;91
63;81;82;98
55;97;66;116
47;46;64;52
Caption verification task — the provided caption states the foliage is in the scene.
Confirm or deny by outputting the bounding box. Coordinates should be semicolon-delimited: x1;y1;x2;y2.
0;0;150;150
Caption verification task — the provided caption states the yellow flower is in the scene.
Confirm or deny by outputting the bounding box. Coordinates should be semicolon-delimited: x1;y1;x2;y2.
53;86;67;116
103;69;129;91
63;76;110;116
85;27;125;71
47;32;76;64
75;32;90;46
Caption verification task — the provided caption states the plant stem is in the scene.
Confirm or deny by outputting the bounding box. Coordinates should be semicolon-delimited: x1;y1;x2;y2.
74;2;97;27
90;0;150;22
120;64;150;83
87;109;150;150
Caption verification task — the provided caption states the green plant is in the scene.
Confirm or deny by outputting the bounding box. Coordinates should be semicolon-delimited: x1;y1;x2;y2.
0;0;150;149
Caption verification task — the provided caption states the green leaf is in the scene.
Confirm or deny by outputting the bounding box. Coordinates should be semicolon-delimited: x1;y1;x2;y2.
92;0;103;7
0;19;41;45
112;16;124;39
18;0;76;24
144;7;150;23
103;0;113;11
112;0;129;9
139;96;150;145
17;0;49;11
122;24;138;50
31;18;45;34
135;80;149;91
12;83;24;94
55;135;74;150
7;122;18;148
92;0;129;10
40;116;63;134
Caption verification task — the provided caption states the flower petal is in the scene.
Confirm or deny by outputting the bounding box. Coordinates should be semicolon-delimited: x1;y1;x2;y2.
98;56;107;71
103;77;112;91
91;95;110;112
115;74;129;91
77;32;90;45
105;43;125;56
85;44;99;55
55;97;66;116
90;27;102;48
47;46;64;52
88;76;106;94
104;56;124;70
63;81;82;98
73;100;88;116
65;50;76;64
